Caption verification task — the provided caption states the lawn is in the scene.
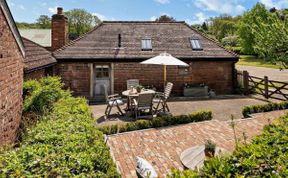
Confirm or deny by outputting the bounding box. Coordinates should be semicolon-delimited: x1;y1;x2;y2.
237;55;282;69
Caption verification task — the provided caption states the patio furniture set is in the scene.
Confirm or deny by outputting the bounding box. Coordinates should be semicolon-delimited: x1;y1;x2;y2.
103;79;173;119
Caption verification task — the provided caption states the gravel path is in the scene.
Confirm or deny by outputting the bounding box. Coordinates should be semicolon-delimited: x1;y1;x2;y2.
236;65;288;82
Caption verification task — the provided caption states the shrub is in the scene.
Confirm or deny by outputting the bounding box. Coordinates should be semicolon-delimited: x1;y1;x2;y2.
242;101;288;118
97;110;212;135
23;76;71;114
169;113;288;177
0;97;119;177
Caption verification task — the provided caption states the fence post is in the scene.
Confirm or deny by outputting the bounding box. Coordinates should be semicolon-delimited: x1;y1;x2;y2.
264;76;269;99
243;70;249;95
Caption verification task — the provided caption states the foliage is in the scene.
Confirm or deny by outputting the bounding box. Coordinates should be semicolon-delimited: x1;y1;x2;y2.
36;15;51;29
65;9;101;36
97;110;212;135
237;55;282;69
169;113;288;177
221;35;238;47
204;140;216;152
0;93;119;177
155;15;176;22
242;101;288;118
23;77;71;114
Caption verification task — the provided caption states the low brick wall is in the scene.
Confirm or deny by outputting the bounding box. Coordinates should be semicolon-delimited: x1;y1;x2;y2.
57;60;234;99
0;8;24;144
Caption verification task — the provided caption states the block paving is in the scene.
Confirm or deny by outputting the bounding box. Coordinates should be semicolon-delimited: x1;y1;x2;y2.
107;110;286;178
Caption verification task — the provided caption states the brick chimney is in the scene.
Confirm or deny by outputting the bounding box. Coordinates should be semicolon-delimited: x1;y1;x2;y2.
51;7;68;51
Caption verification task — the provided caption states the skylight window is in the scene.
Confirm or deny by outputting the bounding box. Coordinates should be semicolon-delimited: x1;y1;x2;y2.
141;38;152;51
190;38;203;50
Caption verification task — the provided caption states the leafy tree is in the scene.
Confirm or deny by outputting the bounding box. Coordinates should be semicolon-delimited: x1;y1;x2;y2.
65;9;101;36
221;35;238;47
201;22;208;31
155;15;176;22
237;3;270;54
36;15;51;29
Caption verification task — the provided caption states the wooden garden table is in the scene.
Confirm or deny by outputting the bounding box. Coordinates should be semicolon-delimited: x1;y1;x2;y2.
122;89;155;110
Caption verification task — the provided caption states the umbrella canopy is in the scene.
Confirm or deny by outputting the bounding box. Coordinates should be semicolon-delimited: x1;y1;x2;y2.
140;52;189;66
140;52;189;88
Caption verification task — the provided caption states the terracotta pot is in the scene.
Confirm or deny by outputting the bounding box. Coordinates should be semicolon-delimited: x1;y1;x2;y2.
204;150;215;158
136;88;141;93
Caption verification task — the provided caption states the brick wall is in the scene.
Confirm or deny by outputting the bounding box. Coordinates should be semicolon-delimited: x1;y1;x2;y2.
57;61;234;99
51;7;68;51
114;61;234;95
24;69;46;81
57;63;90;97
0;9;24;144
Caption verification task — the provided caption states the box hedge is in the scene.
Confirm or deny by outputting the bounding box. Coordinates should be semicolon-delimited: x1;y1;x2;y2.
0;78;119;177
242;101;288;118
169;113;288;177
97;110;212;135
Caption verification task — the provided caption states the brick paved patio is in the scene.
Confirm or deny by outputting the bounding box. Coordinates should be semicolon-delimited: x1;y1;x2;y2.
107;110;287;178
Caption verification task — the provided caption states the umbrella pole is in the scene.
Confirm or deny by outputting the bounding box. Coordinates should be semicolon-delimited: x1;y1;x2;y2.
164;64;167;90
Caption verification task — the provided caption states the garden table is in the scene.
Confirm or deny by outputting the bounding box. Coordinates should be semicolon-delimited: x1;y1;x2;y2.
180;145;229;171
122;89;155;110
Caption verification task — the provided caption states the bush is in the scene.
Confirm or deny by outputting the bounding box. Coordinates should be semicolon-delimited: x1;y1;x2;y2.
23;77;71;114
0;97;119;177
169;113;288;177
97;110;212;135
242;101;288;118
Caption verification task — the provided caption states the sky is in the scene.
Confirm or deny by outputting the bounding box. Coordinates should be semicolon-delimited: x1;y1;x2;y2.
7;0;288;24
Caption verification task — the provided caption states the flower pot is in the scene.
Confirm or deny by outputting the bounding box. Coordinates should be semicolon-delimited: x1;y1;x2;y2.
136;88;142;93
204;150;215;158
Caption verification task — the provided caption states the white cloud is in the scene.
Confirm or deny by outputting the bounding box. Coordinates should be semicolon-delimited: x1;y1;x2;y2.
150;16;157;21
194;0;246;15
260;0;288;9
19;5;26;10
92;12;107;21
48;6;57;14
186;12;208;25
154;0;170;4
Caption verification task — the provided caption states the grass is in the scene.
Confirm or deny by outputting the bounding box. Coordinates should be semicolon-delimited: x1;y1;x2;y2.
237;55;282;69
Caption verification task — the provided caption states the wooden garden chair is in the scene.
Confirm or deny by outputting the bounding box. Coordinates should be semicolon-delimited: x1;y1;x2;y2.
102;84;124;117
132;93;154;119
127;79;139;90
153;82;173;113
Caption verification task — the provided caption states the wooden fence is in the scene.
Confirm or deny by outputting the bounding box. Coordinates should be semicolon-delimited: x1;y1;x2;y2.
237;70;288;101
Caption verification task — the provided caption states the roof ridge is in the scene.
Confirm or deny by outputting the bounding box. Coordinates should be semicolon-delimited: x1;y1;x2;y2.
102;21;186;24
183;23;238;58
53;22;104;54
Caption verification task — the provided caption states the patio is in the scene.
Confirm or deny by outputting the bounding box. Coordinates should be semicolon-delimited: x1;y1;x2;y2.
91;96;267;125
107;110;286;177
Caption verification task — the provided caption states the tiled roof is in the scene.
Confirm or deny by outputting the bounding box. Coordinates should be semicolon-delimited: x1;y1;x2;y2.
54;21;238;60
22;38;56;72
19;29;51;47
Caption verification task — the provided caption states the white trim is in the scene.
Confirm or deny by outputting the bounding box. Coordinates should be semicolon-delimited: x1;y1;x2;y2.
111;63;114;94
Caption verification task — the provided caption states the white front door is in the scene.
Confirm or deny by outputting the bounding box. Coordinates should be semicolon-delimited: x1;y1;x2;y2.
94;65;111;96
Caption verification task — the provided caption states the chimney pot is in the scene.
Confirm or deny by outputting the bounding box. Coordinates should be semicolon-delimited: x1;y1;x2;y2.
57;7;63;15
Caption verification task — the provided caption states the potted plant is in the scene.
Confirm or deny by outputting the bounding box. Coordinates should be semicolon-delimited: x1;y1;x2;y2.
204;140;216;158
136;85;144;93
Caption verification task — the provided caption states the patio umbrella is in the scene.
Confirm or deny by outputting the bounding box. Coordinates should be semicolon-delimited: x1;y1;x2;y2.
140;52;189;88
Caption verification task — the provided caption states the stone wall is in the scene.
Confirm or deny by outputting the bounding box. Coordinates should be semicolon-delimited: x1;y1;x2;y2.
0;8;24;144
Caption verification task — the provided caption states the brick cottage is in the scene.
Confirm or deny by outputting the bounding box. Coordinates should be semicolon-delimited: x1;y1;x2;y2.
0;0;24;144
53;9;238;101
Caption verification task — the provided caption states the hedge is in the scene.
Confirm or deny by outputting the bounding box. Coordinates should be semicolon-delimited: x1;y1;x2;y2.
0;78;119;177
242;101;288;118
169;113;288;177
97;110;212;135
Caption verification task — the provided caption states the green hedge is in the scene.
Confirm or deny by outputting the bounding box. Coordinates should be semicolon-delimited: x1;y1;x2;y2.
0;80;119;177
169;113;288;177
242;101;288;118
97;110;212;135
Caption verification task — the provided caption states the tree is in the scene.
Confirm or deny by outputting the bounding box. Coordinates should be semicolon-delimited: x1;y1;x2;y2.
201;22;208;31
36;15;51;29
237;3;270;54
65;9;101;36
155;15;176;22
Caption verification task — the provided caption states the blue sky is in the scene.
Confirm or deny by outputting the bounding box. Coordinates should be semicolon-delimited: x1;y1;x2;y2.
7;0;288;24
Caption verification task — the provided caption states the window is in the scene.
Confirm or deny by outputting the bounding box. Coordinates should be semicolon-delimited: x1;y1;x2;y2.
190;38;203;50
95;65;110;78
141;38;152;51
178;66;189;75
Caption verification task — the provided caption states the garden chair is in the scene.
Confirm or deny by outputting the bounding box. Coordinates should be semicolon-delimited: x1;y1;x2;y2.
153;82;173;114
102;84;124;117
132;93;154;119
127;79;139;90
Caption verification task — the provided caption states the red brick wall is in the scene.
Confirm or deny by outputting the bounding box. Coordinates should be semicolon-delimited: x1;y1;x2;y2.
57;61;234;99
51;8;68;51
24;69;45;81
114;61;234;95
0;9;24;144
57;63;90;97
